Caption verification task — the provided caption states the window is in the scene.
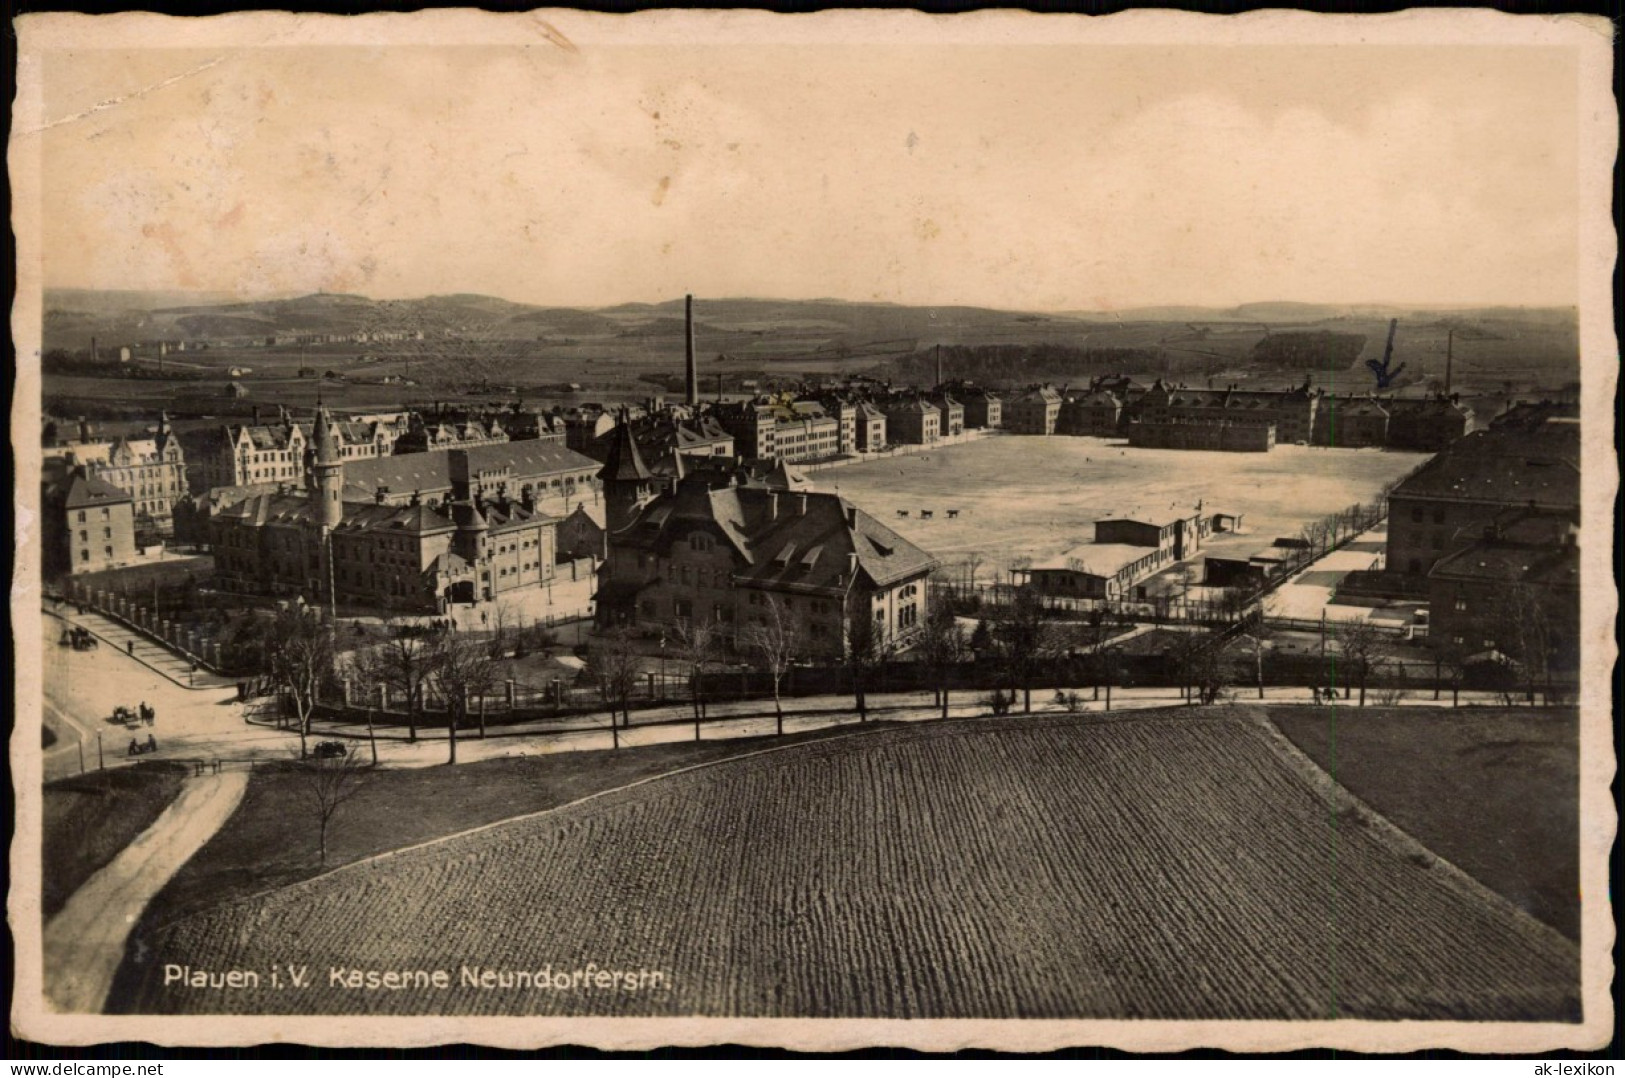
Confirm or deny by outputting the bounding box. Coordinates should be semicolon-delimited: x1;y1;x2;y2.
1410;506;1423;523
104;528;111;539
80;549;89;563
104;546;113;559
77;511;86;524
1454;597;1468;612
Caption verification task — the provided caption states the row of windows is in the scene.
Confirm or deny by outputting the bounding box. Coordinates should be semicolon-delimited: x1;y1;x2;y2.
75;508;111;523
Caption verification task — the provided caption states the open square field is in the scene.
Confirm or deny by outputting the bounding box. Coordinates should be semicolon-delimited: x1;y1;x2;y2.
121;709;1576;1019
827;436;1430;571
1271;706;1579;939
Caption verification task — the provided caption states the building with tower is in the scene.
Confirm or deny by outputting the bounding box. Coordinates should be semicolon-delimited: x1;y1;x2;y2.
210;404;560;612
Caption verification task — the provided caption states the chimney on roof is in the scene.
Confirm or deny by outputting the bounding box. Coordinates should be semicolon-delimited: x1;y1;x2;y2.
77;416;91;443
410;489;422;507
768;492;779;520
374;485;388;505
798;492;808;515
685;294;699;406
845;504;858;529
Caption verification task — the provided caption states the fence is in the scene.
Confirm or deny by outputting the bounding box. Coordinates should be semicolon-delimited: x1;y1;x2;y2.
56;577;228;676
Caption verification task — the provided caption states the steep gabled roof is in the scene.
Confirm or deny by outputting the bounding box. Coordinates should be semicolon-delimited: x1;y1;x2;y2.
598;419;655;483
616;481;936;594
57;473;132;510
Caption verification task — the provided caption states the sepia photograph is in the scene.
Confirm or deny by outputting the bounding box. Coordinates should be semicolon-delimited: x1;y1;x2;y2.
9;8;1616;1054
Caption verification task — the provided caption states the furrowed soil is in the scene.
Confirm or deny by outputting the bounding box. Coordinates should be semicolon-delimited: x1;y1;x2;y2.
1271;705;1579;939
124;708;1577;1020
43;763;189;920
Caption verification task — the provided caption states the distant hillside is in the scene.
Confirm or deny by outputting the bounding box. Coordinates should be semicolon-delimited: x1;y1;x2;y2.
39;290;1577;391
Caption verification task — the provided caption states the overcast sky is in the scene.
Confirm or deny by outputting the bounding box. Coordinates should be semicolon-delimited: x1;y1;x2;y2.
38;36;1581;310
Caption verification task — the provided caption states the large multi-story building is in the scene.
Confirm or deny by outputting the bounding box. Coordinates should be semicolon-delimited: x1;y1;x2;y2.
1057;389;1123;437
44;470;138;576
45;415;190;532
1135;381;1318;445
594;424;937;659
210;406;560;612
959;388;1002;430
1004;385;1062;435
1310;395;1390;448
1384;396;1476;452
587;413;735;474
712;399;842;463
339;439;603;516
884;399;941;445
181;410;395;494
930;394;965;439
393;415;510;455
1127;418;1276;452
855;402;888;451
1385;419;1579;579
1426;508;1579;668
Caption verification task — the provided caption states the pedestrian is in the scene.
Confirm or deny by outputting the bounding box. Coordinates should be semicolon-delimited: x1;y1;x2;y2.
126;639;134;655
146;733;157;753
1311;686;1321;705
128;737;140;756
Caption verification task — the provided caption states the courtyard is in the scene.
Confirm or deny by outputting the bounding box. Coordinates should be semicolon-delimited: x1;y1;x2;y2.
827;435;1430;576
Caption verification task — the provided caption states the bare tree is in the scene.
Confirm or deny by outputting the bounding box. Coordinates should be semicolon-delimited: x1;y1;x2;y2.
359;618;436;742
265;607;334;759
669;618;718;739
1493;583;1557;705
741;595;800;736
1234;611;1271;700
843;602;893;723
585;626;641;747
1171;632;1231;705
1334;620;1396;707
488;598;515;659
964;553;984;596
425;630;499;764
992;588;1063;714
290;744;370;867
918;605;968;720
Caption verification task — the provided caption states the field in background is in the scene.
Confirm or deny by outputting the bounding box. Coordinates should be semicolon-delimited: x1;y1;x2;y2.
827;436;1428;570
42;294;1578;422
124;709;1577;1019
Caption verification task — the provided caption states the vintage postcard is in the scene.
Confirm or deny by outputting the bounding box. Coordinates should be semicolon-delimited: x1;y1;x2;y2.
9;8;1616;1053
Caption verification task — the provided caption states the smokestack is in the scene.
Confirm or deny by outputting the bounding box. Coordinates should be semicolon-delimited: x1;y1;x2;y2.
1444;329;1454;396
935;344;943;390
90;336;98;363
685;294;699;406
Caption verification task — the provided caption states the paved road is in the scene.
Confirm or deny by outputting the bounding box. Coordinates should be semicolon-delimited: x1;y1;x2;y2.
43;771;249;1013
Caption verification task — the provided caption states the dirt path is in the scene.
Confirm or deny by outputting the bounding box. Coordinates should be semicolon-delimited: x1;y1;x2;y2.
43;771;249;1014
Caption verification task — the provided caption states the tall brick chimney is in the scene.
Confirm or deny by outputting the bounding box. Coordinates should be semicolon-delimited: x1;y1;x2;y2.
685;294;698;406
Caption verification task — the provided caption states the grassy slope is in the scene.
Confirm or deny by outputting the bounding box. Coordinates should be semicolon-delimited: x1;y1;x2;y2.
1271;705;1578;939
42;763;189;919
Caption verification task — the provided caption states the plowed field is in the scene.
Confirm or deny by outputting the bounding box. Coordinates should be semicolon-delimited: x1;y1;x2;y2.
128;710;1578;1019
